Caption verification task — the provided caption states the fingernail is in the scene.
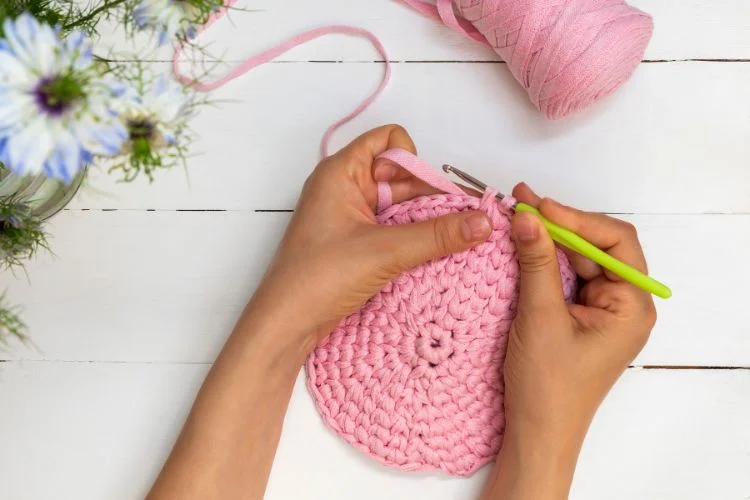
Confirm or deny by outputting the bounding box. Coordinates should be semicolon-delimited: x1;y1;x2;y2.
462;213;491;241
373;163;397;181
512;212;539;242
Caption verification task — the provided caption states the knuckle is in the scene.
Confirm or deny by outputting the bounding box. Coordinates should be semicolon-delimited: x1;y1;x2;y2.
634;325;653;347
517;249;555;272
301;165;329;193
644;300;658;329
340;147;363;166
432;218;458;254
619;220;639;239
623;295;657;344
387;123;408;135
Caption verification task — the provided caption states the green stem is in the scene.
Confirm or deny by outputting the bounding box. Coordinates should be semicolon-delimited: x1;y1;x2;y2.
61;0;130;30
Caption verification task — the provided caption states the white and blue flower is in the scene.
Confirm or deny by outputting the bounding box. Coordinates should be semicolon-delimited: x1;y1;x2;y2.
0;14;128;182
133;0;204;45
120;75;194;151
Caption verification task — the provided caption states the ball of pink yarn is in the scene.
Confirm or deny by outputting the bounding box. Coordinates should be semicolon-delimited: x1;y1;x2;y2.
306;191;577;476
452;0;653;118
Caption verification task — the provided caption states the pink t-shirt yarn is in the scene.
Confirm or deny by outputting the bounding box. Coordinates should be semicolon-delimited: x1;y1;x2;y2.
306;190;577;476
401;0;654;119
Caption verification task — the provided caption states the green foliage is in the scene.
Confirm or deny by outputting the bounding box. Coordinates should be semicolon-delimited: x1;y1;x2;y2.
1;0;75;36
0;198;49;271
0;0;135;38
0;294;26;346
61;0;131;33
1;1;65;33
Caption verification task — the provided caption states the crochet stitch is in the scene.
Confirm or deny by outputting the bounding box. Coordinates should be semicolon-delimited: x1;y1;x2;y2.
306;190;577;476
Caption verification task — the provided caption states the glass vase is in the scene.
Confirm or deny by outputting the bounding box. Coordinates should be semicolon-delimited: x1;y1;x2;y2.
0;168;85;220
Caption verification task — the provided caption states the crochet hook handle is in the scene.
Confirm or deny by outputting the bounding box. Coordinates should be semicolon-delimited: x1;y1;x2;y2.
515;203;672;299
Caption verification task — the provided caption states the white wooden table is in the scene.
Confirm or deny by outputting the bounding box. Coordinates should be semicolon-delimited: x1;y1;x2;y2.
2;1;750;498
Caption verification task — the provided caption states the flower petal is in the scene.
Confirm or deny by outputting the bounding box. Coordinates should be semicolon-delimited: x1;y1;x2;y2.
44;131;82;182
7;117;54;176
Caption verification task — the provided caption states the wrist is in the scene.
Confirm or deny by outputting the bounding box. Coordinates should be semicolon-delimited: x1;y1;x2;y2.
482;422;585;500
230;294;319;374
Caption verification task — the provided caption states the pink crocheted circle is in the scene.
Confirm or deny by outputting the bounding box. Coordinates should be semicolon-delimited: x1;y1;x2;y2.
306;193;577;476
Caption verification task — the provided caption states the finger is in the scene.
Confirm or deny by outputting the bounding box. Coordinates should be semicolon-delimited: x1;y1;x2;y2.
510;183;601;279
387;178;442;203
372;156;442;202
511;182;543;206
511;212;568;312
559;246;604;282
578;274;655;312
338;124;416;173
536;198;648;278
385;176;483;205
373;210;492;271
375;165;482;205
372;158;416;182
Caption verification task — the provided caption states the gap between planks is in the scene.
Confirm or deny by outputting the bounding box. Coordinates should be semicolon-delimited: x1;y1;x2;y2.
128;58;750;64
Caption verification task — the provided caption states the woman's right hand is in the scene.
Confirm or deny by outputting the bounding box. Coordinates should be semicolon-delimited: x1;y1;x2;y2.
482;183;657;500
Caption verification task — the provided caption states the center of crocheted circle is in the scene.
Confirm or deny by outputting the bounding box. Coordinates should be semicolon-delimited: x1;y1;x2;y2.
414;321;454;367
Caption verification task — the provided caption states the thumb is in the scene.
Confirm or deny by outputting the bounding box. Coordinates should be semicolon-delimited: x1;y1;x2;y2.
511;211;567;311
378;210;492;272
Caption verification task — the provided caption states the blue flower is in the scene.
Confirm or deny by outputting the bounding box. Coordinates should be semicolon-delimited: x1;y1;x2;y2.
0;14;127;182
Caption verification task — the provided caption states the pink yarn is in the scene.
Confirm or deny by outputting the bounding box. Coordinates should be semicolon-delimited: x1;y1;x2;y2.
306;154;577;475
172;11;390;158
174;0;653;156
401;0;654;119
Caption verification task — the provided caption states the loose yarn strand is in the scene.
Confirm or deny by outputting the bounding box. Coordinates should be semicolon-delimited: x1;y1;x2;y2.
172;2;391;157
173;0;653;153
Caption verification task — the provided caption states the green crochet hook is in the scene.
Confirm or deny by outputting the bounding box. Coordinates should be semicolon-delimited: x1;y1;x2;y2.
442;164;672;299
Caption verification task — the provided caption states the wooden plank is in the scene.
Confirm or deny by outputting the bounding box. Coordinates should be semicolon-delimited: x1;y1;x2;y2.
70;61;750;213
2;211;748;366
98;0;750;61
0;362;747;499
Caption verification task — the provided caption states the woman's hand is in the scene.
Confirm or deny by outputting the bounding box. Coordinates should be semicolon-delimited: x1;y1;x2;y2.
250;124;492;349
148;125;491;500
482;184;657;500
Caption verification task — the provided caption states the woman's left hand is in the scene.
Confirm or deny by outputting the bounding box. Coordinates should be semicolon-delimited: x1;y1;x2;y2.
249;125;492;348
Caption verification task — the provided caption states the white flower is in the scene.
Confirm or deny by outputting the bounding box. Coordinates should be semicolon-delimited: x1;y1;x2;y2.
133;0;205;45
0;13;127;182
121;75;194;151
